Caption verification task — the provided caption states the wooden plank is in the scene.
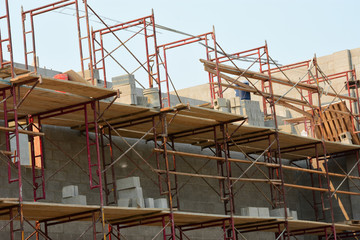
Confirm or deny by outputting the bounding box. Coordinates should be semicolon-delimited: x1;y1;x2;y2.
11;73;117;100
201;59;320;92
64;70;91;85
324;110;338;141
0;126;45;136
11;73;39;85
311;160;350;221
318;111;332;141
216;82;314;107
284;183;360;196
332;104;348;140
155;169;281;184
325;108;352;116
276;100;313;118
328;108;343;142
284;116;309;124
325;92;357;101
205;66;255;90
0;150;13;156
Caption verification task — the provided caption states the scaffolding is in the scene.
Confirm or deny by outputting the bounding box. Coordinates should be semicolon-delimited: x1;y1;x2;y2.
0;1;360;240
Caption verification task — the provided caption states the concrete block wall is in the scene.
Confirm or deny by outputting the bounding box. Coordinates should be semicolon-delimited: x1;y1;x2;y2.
0;123;345;239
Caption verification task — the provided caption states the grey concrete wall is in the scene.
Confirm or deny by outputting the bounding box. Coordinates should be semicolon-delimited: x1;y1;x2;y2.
0;123;353;239
0;124;300;239
0;126;280;239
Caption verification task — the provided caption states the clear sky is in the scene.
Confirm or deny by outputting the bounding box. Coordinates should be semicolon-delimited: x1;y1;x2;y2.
3;0;360;91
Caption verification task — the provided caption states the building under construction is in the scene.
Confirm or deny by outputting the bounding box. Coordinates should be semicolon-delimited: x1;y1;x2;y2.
0;0;360;239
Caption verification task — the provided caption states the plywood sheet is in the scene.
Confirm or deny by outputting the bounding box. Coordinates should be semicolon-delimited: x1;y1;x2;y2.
11;73;117;99
0;199;359;235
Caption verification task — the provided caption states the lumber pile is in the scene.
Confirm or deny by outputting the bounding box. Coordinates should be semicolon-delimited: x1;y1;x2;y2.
201;59;316;118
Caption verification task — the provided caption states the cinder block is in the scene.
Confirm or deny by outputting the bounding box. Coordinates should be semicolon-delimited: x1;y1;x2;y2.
62;185;79;198
154;198;168;209
117;198;131;207
62;195;86;205
77;69;100;81
258;207;270;217
114;85;136;96
136;96;148;107
145;198;155;208
231;107;236;114
218;107;230;113
270;208;290;218
116;93;137;105
234;97;242;107
130;198;145;208
214;98;229;109
240;207;259;217
291;210;298;220
116;177;141;191
112;74;136;86
117;187;143;200
340;131;352;144
229;97;236;107
10;133;29;166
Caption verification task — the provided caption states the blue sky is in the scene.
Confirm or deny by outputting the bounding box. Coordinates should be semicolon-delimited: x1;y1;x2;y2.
3;0;359;90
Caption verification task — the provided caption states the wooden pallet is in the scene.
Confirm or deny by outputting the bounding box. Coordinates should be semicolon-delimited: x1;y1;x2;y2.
314;102;360;145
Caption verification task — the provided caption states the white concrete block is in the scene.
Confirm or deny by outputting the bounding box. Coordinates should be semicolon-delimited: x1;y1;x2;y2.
240;207;259;217
116;177;141;191
234;97;242;107
130;197;145;208
117;93;137;105
214;98;229;109
117;198;131;207
136;96;148;107
258;207;270;217
145;198;155;208
10;133;29;166
340;131;352;144
270;208;290;218
218;107;230;113
62;185;79;198
154;198;168;209
229;97;236;107
112;74;136;86
118;187;143;200
62;195;86;205
291;210;298;220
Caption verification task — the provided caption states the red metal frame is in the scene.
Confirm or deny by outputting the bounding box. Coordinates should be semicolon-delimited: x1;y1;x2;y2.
267;58;360;137
91;13;160;94
0;0;14;77
28;116;46;201
21;0;94;83
157;31;218;107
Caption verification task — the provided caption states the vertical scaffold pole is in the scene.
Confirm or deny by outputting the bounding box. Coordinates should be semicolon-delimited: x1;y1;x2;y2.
160;113;176;239
10;84;24;239
313;58;337;239
0;0;15;77
263;42;290;239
